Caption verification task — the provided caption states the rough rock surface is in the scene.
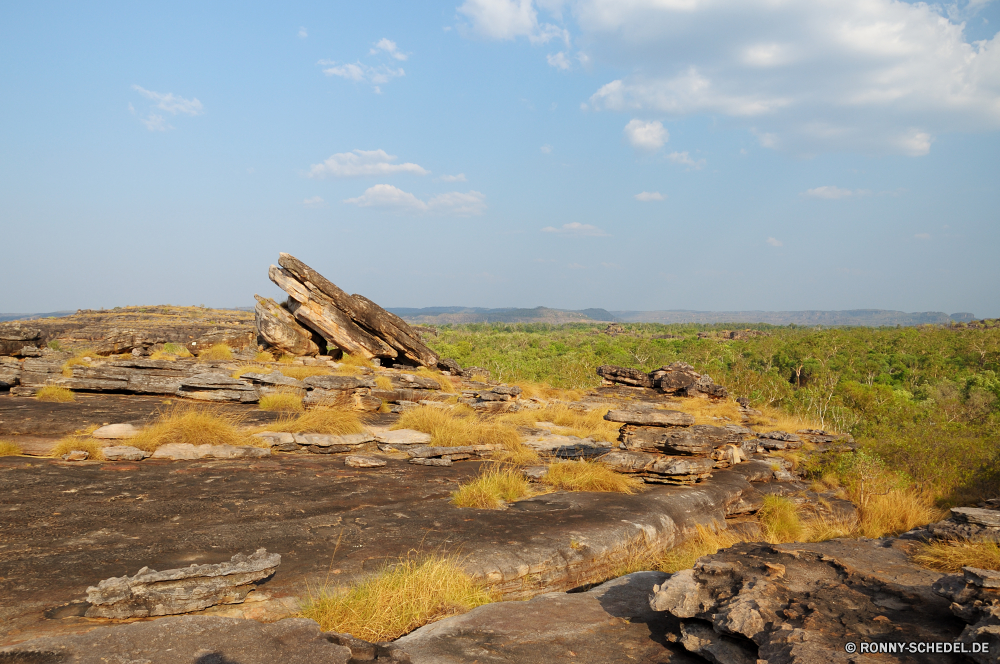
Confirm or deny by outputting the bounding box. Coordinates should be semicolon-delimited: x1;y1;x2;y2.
0;616;353;664
903;500;1000;543
605;408;696;427
91;423;140;439
649;538;969;663
150;443;271;460
344;455;387;468
85;548;281;618
101;445;150;461
396;571;699;663
254;294;322;357
934;565;1000;663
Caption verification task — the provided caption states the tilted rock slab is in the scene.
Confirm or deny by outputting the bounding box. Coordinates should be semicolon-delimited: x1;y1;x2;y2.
604;408;695;427
254;293;321;356
85;548;281;618
649;538;967;663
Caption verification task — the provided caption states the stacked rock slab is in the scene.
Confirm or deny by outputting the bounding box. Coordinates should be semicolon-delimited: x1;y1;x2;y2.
597;361;728;398
263;253;439;367
597;408;747;484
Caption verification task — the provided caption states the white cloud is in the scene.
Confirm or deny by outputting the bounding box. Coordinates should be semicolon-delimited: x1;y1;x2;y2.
303;196;324;208
457;0;569;44
766;237;783;247
666;151;706;169
473;0;1000;155
140;114;171;131
547;51;571;70
343;184;486;216
298;26;308;39
308;150;429;178
915;232;932;240
541;222;609;236
127;102;135;114
132;85;203;116
803;186;871;199
540;144;553;153
634;191;664;201
371;38;408;61
438;173;468;182
624;119;668;150
319;60;405;87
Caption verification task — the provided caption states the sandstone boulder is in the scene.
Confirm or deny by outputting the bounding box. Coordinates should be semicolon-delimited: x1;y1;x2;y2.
344;455;387;468
254;294;321;356
596;364;655;388
102;445;151;461
92;423;140;439
605;408;695;427
0;322;44;356
150;443;271;460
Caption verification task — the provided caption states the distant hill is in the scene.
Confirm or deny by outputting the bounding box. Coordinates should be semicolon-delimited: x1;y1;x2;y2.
0;311;75;323
390;307;977;327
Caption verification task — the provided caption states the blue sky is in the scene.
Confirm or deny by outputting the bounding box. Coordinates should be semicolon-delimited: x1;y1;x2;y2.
2;0;999;316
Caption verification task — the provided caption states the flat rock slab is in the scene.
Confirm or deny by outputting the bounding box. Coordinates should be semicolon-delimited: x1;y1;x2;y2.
396;571;700;663
521;433;611;459
345;455;386;468
604;409;695;427
91;423;140;439
0;616;352;664
102;445;150;461
150;443;271;460
375;429;432;446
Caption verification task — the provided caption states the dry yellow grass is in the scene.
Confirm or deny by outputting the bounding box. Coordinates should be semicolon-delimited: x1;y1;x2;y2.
395;406;540;463
748;405;826;433
255;351;275;362
61;352;94;376
660;398;745;425
276;366;333;380
36;386;75;402
912;539;1000;572
511;380;585;402
542;459;644;494
148;350;178;361
232;363;268;379
128;408;258;451
852;488;945;538
415;367;457;393
658;524;753;573
50;437;105;460
0;440;23;456
339;353;374;369
300;554;497;642
758;495;805;542
259;390;304;412
497;405;620;442
278;354;296;364
257;408;364;435
198;344;234;361
375;375;394;390
451;464;535;508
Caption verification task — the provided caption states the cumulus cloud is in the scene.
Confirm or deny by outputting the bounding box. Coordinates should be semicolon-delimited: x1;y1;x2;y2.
308;150;429;178
469;0;1000;155
457;0;570;44
319;60;405;89
766;237;783;247
371;38;408;61
343;184;486;215
634;191;664;201
547;51;571;70
140;114;171;131
132;85;204;116
666;151;706;169
624;119;668;150
303;196;324;208
541;222;609;236
803;186;871;199
438;173;467;182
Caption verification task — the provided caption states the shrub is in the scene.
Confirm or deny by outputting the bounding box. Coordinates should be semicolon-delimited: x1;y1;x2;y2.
542;459;643;494
259;391;304;412
198;344;234;361
0;440;23;456
259;409;364;435
912;539;1000;572
36;386;75;402
128;408;257;451
451;464;534;509
299;554;496;642
50;437;105;460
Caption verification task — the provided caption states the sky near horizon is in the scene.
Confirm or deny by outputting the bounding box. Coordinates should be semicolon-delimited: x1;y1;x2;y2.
1;1;999;316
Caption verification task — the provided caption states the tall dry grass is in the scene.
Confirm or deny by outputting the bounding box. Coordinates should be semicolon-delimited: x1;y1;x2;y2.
748;405;827;433
258;390;304;412
543;459;643;494
500;405;620;443
299;553;497;642
416;367;458;393
0;440;23;456
912;539;1000;572
662;398;746;425
128;408;258;451
394;406;535;462
50;437;106;460
198;344;234;361
257;409;364;435
451;464;535;509
35;386;75;402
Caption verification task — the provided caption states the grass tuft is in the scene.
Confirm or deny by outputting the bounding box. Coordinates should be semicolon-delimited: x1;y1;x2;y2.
375;375;393;390
259;390;304;412
853;488;945;538
394;405;538;463
198;344;234;361
255;351;275;362
542;459;644;494
36;386;75;402
0;440;23;456
339;353;374;369
451;464;535;509
758;495;805;542
299;553;497;642
128;408;257;451
276;366;333;380
416;367;457;393
50;437;105;460
658;524;753;573
912;539;1000;572
257;408;364;435
663;398;746;425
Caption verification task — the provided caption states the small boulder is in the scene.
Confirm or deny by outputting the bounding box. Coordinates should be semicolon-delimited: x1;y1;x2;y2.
344;455;387;468
102;446;150;461
62;450;89;461
92;423;140;439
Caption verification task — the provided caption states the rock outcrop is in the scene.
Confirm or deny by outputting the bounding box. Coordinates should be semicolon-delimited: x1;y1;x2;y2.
934;566;1000;664
85;548;280;618
904;500;1000;543
263;253;439;366
0;322;44;356
648;538;970;663
598;408;748;483
254;294;322;357
599;361;728;398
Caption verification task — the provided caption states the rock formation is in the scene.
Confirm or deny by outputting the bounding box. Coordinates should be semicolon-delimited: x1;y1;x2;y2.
933;565;1000;664
85;548;280;618
598;361;728;398
598;408;749;484
261;253;439;367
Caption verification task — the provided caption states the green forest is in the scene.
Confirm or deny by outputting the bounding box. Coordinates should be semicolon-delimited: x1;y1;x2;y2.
424;321;1000;505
